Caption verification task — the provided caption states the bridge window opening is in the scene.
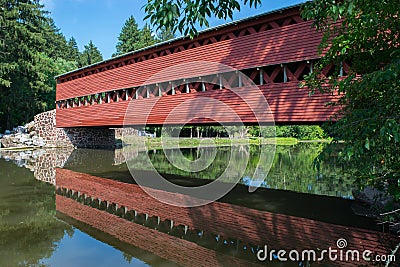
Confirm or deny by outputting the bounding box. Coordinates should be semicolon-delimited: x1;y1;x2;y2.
126;88;134;99
286;17;299;26
323;64;337;78
182;43;191;51
232;29;249;38
222;72;240;88
160;83;171;96
147;85;156;97
252;24;265;33
241;68;259;85
286;61;310;82
197;81;205;92
107;92;113;103
93;93;99;104
342;61;351;76
166;88;174;95
137;88;147;99
264;65;284;83
202;82;213;91
215;34;228;42
100;92;106;103
115;91;120;101
299;64;311;81
275;17;296;27
282;65;288;82
287;62;299;81
275;18;286;27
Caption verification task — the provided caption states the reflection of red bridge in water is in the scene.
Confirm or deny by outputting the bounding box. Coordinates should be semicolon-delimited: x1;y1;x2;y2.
56;169;399;266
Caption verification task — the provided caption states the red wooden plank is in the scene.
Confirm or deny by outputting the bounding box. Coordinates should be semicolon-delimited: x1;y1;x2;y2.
56;83;341;127
56;21;324;100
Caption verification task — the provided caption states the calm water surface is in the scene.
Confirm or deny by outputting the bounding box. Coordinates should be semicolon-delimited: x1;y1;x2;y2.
0;143;398;266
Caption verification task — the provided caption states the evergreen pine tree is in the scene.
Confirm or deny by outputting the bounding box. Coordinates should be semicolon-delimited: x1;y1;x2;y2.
140;23;156;47
156;26;176;42
80;40;103;67
66;37;80;65
114;16;142;56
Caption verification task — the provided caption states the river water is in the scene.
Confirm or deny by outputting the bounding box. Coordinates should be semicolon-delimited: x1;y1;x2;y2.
0;143;398;266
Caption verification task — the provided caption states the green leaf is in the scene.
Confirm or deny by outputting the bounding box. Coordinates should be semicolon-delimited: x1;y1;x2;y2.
365;138;370;150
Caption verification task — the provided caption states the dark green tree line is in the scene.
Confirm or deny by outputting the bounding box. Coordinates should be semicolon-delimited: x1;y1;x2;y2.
0;0;102;131
113;16;157;56
113;16;176;57
80;40;103;66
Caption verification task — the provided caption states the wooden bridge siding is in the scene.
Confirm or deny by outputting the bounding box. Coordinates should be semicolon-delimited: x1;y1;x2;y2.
56;82;341;127
56;20;323;101
56;168;399;265
57;7;300;84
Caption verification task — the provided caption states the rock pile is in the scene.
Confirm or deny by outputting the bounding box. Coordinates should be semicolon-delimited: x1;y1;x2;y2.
0;149;48;171
0;121;46;148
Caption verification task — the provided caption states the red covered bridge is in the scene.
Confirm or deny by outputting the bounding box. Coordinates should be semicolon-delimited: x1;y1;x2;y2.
55;4;345;128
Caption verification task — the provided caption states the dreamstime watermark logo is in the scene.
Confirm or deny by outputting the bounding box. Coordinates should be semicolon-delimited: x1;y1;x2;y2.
256;238;396;264
122;61;276;207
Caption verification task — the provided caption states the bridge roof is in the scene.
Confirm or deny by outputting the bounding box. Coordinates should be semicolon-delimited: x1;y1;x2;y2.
55;3;303;80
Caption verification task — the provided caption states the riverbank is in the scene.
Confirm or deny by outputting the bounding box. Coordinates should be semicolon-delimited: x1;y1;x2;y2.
128;137;325;150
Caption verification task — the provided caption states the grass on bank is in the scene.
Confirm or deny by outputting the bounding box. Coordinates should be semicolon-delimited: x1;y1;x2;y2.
122;137;301;150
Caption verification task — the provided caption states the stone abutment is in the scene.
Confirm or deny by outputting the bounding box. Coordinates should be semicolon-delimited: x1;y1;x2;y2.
34;110;116;149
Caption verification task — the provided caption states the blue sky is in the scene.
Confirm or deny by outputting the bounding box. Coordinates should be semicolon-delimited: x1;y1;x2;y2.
40;0;305;59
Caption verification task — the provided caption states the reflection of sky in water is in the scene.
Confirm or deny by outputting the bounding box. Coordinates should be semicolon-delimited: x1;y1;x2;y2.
40;229;149;267
241;171;354;200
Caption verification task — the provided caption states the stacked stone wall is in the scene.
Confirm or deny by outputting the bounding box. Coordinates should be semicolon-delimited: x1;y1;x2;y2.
34;110;115;149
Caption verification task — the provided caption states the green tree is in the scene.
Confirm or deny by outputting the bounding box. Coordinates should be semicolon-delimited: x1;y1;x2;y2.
300;0;400;198
80;40;103;67
0;0;78;131
144;0;261;36
114;16;142;56
141;23;156;47
41;17;69;60
65;37;80;65
0;0;50;130
114;16;156;56
156;26;176;42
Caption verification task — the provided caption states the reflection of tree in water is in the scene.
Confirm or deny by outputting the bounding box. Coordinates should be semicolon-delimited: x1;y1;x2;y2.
0;160;71;266
264;143;355;197
131;143;355;197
